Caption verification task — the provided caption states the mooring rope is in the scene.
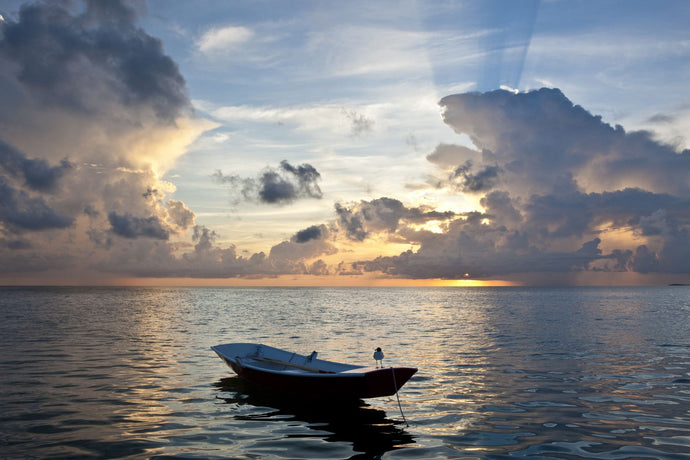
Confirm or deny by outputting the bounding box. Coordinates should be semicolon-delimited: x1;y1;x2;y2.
390;367;409;426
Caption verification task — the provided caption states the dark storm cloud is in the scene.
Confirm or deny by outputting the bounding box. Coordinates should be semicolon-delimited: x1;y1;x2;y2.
404;207;457;224
108;211;170;240
0;140;71;192
0;0;188;119
278;160;321;197
0;128;71;238
334;203;364;241
293;225;323;243
480;191;522;226
451;161;501;192
0;178;73;231
214;160;323;205
258;170;296;203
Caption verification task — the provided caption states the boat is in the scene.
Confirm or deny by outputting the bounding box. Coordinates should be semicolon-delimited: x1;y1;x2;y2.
211;343;417;399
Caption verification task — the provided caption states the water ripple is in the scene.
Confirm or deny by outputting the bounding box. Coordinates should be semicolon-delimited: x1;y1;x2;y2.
1;286;689;458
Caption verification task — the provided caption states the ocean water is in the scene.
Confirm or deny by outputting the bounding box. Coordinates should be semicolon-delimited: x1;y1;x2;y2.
1;286;689;459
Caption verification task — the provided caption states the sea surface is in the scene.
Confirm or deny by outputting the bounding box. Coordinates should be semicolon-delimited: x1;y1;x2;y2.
1;286;689;459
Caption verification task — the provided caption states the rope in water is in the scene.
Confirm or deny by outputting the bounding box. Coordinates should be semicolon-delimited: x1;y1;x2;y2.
390;367;409;426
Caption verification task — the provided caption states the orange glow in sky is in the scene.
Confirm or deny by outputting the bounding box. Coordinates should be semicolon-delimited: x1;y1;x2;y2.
113;275;520;287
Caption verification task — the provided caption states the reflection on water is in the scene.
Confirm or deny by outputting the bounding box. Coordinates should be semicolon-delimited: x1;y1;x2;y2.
397;288;690;459
1;286;689;458
213;376;415;458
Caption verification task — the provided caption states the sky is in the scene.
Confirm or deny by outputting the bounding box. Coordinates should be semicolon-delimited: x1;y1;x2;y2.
1;0;689;286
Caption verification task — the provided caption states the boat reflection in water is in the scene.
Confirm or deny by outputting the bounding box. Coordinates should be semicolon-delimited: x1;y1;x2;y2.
213;376;416;458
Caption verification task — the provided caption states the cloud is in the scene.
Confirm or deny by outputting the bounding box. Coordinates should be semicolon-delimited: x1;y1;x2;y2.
0;138;74;231
0;177;74;231
357;231;606;280
0;0;188;120
426;143;479;168
197;25;253;54
0;140;72;192
93;224;268;279
342;108;374;137
214;160;323;205
91;222;337;279
449;161;501;192
108;212;170;240
0;0;211;279
209;103;379;138
293;225;324;243
426;144;503;193
439;88;690;197
166;199;195;230
348;88;690;281
335;197;457;242
1;237;31;250
268;224;336;274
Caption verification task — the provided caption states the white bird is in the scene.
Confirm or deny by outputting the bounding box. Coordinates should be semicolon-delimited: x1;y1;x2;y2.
373;347;384;368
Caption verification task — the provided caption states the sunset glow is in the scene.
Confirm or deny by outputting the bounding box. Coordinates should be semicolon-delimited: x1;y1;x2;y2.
114;276;519;288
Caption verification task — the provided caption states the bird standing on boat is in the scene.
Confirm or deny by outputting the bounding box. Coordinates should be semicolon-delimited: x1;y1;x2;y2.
373;347;384;368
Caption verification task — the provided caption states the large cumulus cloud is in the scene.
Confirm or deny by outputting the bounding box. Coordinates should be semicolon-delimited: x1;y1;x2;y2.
355;89;690;281
0;0;220;280
438;88;690;197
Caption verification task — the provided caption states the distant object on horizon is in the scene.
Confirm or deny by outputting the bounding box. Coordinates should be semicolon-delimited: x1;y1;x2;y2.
211;343;417;400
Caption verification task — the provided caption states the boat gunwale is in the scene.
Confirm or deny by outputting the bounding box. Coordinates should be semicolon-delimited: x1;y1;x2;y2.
211;343;415;379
